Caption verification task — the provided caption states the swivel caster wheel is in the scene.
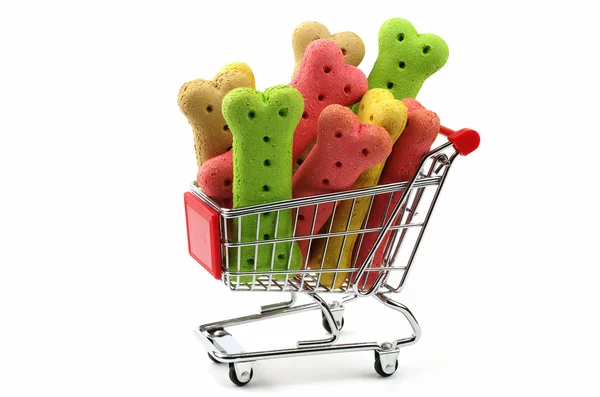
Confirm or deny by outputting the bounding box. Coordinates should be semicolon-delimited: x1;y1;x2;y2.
374;351;399;377
228;363;253;386
321;313;344;333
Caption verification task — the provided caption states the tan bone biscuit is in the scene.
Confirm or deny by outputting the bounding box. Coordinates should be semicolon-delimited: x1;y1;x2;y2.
178;69;252;166
292;21;365;76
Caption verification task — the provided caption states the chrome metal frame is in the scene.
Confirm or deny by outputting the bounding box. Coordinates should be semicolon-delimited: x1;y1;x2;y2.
190;139;463;383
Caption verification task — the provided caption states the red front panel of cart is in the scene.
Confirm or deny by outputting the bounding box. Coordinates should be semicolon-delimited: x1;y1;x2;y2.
184;192;222;280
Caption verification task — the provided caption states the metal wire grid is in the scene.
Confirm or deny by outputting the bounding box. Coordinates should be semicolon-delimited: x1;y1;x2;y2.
189;142;456;294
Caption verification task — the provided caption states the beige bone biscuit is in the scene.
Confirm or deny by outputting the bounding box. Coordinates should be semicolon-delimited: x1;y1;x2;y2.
292;21;365;76
178;66;253;166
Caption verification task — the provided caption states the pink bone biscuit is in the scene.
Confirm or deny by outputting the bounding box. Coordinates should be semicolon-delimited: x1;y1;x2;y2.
351;106;440;289
401;98;425;112
290;39;368;160
291;104;392;259
195;40;368;206
196;150;233;208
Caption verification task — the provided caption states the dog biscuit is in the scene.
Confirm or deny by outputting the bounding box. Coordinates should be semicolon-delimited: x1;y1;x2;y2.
291;39;368;161
292;21;365;76
292;104;392;264
308;90;408;288
218;62;256;89
368;18;449;100
178;67;253;166
196;39;368;202
196;150;233;208
352;104;440;289
223;85;304;280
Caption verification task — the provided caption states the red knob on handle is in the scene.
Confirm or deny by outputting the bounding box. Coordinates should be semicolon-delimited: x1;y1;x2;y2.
439;126;480;156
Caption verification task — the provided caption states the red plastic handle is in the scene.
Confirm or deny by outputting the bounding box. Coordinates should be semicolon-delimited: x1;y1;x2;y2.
439;126;480;156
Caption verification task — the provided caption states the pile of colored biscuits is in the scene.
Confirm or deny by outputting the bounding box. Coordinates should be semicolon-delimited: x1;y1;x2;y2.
179;18;448;289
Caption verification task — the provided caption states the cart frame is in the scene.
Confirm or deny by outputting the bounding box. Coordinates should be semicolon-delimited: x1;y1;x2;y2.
184;126;479;385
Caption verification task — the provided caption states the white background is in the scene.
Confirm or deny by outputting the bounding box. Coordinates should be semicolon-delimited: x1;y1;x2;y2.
1;0;599;395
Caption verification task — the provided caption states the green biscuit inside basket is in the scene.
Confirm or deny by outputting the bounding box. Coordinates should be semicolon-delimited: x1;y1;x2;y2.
223;85;304;283
368;18;449;100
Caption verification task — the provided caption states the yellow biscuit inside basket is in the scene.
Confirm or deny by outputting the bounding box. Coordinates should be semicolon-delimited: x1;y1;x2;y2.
218;62;256;89
308;89;408;289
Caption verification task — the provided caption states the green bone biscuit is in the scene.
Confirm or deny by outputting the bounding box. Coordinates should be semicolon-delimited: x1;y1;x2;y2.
223;85;304;281
368;18;449;99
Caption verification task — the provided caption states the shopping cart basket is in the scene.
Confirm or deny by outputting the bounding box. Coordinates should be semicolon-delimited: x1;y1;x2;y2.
184;126;479;385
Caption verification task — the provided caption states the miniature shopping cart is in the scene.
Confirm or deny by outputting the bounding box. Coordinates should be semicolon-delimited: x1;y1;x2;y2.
184;126;479;386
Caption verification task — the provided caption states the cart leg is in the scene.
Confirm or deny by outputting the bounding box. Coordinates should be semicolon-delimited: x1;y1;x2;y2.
260;292;297;313
321;300;345;333
373;293;421;347
369;294;421;377
297;293;340;347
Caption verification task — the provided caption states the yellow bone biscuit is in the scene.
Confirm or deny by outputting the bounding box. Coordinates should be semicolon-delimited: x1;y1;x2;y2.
292;21;365;76
178;64;253;166
308;89;408;289
218;62;256;89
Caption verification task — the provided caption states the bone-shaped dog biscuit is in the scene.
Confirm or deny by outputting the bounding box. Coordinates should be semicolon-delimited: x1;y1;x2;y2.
218;62;256;89
195;40;368;204
308;90;408;289
223;85;304;280
291;39;368;160
196;150;233;208
352;104;440;289
368;18;449;99
292;21;365;77
292;104;392;267
178;65;253;166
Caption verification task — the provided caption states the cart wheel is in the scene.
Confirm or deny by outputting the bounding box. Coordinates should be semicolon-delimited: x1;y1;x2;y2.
374;354;399;377
228;363;253;386
207;353;222;364
322;314;344;333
